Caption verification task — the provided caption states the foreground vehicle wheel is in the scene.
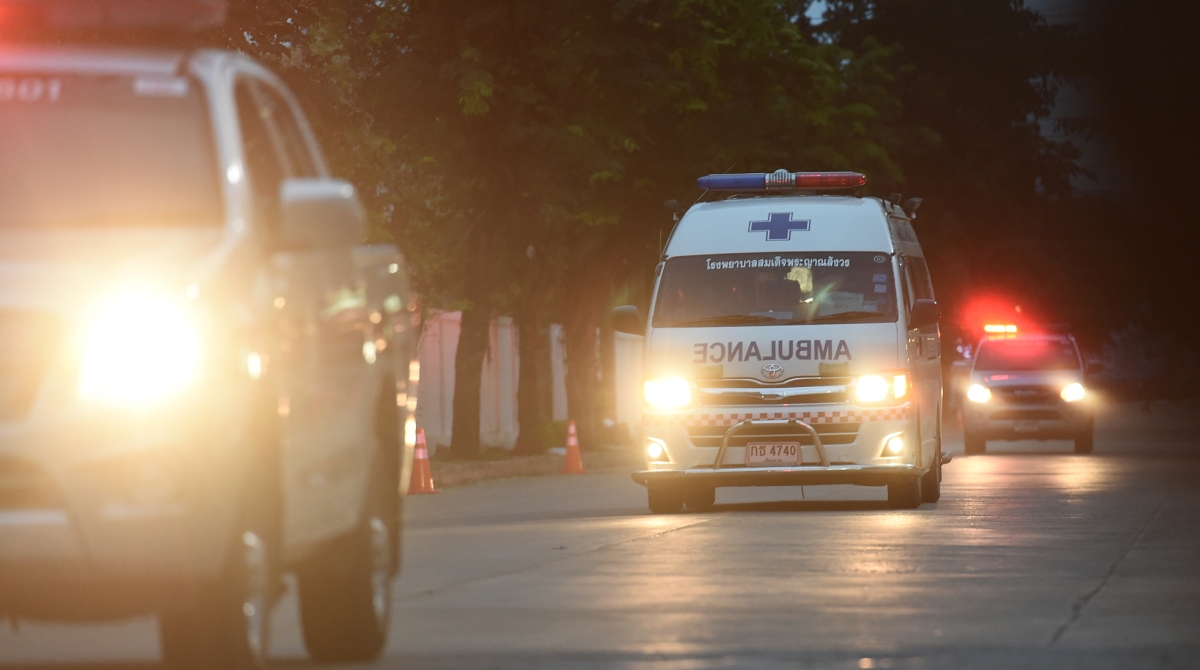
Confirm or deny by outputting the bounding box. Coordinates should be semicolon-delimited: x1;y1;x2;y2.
299;514;394;662
160;529;274;670
887;478;922;509
647;484;684;514
964;430;986;455
682;484;716;510
1074;420;1095;454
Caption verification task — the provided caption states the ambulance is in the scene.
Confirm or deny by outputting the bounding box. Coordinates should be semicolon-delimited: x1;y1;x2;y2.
617;170;948;512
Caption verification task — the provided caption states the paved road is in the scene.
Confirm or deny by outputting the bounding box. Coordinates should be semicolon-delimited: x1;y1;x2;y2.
3;401;1199;669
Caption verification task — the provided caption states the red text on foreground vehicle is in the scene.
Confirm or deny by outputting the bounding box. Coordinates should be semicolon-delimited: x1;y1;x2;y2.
960;326;1096;454
0;4;417;667
614;170;950;512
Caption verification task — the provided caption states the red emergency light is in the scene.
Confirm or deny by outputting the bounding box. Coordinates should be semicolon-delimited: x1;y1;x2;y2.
0;0;225;33
696;170;868;192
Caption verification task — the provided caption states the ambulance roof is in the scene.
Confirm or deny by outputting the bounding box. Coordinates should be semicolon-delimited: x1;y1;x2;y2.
665;195;896;257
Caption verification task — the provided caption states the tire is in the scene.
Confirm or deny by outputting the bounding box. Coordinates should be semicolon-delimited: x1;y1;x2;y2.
964;429;986;455
682;484;716;511
298;388;399;664
1074;420;1095;454
647;484;684;514
887;477;922;509
920;450;942;503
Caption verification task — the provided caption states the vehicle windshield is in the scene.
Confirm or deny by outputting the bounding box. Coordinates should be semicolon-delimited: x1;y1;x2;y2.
0;73;222;228
974;337;1081;371
653;252;898;327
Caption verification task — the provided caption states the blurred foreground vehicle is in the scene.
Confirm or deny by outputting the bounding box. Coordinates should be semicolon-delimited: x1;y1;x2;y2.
617;171;949;512
960;325;1096;454
0;2;416;667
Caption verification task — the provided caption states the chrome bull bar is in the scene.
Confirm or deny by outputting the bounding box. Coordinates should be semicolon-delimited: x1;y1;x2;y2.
713;419;828;469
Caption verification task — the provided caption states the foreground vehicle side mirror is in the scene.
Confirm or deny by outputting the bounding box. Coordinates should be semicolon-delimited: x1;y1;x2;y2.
611;305;643;335
280;178;367;248
909;299;940;328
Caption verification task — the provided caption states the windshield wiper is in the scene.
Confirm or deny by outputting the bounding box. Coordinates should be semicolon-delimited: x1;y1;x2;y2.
795;311;888;324
670;315;784;327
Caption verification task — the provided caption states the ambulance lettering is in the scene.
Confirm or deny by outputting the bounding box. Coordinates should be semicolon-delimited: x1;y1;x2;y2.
695;340;853;363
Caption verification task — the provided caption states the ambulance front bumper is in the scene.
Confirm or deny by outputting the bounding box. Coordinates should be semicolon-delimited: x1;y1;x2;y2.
636;405;924;488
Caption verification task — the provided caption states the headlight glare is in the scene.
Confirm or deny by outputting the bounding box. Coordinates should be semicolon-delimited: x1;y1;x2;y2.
77;294;200;406
855;375;891;402
644;377;691;411
966;383;992;403
1061;383;1085;402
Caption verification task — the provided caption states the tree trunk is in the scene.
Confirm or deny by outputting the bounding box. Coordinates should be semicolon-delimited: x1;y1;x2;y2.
513;300;550;455
449;303;490;460
563;282;600;451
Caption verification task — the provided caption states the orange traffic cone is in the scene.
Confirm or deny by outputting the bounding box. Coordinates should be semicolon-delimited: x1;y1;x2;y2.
408;429;439;494
561;420;585;475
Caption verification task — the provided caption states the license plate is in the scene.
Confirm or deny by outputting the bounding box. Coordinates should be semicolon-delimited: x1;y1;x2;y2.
746;442;800;466
1014;420;1038;432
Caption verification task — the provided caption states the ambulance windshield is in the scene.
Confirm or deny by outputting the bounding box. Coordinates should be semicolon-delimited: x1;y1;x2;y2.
653;252;898;327
974;337;1081;371
0;73;222;228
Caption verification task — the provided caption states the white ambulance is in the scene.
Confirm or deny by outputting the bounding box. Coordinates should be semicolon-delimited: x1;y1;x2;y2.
616;170;948;512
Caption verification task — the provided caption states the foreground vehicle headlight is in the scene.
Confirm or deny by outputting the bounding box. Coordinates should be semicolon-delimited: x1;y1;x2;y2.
966;383;992;403
77;294;200;405
854;373;907;403
644;377;691;411
1061;383;1085;402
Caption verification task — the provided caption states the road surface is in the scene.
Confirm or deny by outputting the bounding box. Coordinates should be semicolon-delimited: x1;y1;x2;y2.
3;400;1199;669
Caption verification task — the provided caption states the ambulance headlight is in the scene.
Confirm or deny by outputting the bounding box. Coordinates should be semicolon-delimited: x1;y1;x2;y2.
644;377;692;411
1060;383;1085;402
854;373;907;403
966;383;992;403
77;294;201;406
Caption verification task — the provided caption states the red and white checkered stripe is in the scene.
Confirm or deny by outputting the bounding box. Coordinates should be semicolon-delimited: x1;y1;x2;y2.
646;406;909;427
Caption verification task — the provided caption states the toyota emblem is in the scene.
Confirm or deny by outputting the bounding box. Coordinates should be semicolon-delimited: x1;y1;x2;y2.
761;364;784;380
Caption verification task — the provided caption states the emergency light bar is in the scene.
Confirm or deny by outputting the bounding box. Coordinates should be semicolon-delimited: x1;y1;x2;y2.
984;324;1019;334
696;170;867;192
0;0;225;32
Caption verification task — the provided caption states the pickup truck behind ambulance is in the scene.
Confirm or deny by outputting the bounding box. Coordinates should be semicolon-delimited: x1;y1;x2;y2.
617;170;948;512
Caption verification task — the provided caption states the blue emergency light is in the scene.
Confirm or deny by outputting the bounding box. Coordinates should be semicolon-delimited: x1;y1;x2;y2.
697;170;867;192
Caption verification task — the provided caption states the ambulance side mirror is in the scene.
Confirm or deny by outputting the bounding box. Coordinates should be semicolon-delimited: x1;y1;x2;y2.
909;299;940;328
279;178;367;248
611;305;643;335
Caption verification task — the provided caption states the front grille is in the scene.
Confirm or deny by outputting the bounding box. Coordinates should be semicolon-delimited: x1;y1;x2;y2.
0;457;61;510
695;377;851;406
990;410;1062;421
0;310;63;421
992;385;1058;405
687;422;861;448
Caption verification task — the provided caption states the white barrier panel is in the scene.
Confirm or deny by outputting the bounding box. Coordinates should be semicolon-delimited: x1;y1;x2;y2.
613;331;645;447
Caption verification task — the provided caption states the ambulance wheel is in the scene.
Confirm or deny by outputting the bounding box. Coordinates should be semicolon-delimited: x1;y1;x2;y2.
683;484;716;511
920;450;942;503
964;430;986;455
887;477;922;509
647;484;684;514
298;473;394;662
1074;420;1095;454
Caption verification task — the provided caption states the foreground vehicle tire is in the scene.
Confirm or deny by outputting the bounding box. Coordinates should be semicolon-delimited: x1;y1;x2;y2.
159;527;275;670
161;384;281;670
683;484;716;510
647;484;684;514
887;477;922;509
1074;420;1095;454
964;429;986;455
298;383;400;664
298;503;394;663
